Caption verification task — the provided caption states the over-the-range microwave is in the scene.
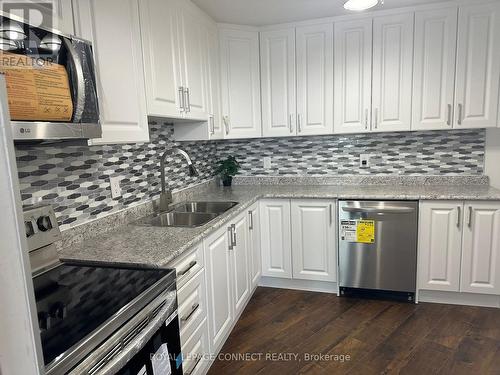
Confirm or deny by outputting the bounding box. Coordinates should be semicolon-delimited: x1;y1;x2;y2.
0;11;101;142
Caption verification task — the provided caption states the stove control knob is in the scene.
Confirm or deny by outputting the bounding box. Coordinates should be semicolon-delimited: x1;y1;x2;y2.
37;216;52;232
25;221;35;238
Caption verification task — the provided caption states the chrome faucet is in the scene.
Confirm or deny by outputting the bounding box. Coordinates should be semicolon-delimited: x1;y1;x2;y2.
159;148;200;212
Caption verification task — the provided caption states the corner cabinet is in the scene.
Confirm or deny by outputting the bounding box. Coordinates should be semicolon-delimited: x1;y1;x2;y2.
418;201;500;296
73;0;149;144
219;27;262;139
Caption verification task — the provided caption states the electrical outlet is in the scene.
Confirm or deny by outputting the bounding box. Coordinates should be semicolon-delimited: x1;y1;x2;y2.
263;157;272;169
359;154;372;168
110;176;122;199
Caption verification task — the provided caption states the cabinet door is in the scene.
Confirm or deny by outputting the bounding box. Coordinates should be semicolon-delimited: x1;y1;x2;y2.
418;201;463;292
296;23;334;136
73;0;149;144
248;203;261;289
334;19;372;134
206;23;224;139
291;200;336;282
412;8;458;131
454;3;500;129
259;199;292;279
260;28;296;137
461;202;500;295
219;28;262;139
372;13;414;132
139;0;183;118
203;226;232;354
178;3;209;120
231;212;250;318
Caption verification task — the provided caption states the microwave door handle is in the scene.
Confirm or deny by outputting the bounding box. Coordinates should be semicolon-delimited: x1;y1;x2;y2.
63;38;86;123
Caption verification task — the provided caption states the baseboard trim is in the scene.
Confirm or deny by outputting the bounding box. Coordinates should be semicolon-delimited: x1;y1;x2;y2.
259;277;338;294
418;290;500;308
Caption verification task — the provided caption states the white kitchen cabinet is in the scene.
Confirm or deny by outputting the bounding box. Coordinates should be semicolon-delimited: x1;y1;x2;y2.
219;27;262;139
248;203;261;289
73;0;149;144
260;199;292;279
454;3;500;129
295;23;334;136
291;200;336;282
412;8;458;131
372;13;414;132
230;211;251;318
181;320;210;375
205;24;224;139
203;225;232;354
260;28;296;138
461;202;500;295
334;19;372;134
139;0;183;119
418;201;463;292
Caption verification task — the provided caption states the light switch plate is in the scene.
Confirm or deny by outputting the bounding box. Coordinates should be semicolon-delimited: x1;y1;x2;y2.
263;157;272;169
359;154;372;168
110;176;122;199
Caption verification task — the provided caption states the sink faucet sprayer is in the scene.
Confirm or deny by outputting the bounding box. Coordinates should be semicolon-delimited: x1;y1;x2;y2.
159;148;199;211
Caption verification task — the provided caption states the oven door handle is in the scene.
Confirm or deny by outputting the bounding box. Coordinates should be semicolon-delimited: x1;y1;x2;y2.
63;38;86;123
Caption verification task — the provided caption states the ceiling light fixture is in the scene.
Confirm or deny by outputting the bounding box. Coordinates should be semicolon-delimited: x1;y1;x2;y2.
344;0;382;11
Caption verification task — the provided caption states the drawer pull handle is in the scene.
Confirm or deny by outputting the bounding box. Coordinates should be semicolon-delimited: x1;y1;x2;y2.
185;356;202;375
178;261;197;277
181;303;200;322
248;210;253;230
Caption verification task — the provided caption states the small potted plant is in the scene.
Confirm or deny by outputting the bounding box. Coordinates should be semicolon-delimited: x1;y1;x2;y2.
216;156;240;187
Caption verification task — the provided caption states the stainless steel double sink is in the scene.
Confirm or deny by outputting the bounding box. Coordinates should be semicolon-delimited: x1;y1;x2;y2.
135;201;238;228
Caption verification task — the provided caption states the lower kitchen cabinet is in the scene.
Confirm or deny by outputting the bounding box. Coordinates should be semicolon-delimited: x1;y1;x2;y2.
181;319;210;375
230;211;251;318
248;203;261;289
418;201;500;295
291;200;337;282
260;199;292;278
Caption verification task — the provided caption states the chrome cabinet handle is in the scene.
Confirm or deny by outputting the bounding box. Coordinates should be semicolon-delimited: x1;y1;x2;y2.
248;210;253;230
467;206;472;228
178;260;197;277
297;114;302;133
231;223;236;246
365;109;369;130
181;303;200;322
228;226;233;250
178;86;185;112
374;108;379;129
185;356;202;375
223;116;230;135
289;113;293;133
457;104;463;125
457;206;461;227
184;88;191;112
447;104;452;126
329;204;333;225
209;115;215;135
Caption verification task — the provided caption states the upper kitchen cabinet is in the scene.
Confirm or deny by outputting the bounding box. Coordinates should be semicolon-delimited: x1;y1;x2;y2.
371;13;414;132
73;0;150;144
334;19;372;134
296;23;334;136
260;28;296;138
140;0;209;122
454;3;500;129
219;27;262;139
412;8;458;131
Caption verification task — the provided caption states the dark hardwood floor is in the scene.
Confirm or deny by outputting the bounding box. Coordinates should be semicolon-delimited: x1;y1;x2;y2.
208;287;500;375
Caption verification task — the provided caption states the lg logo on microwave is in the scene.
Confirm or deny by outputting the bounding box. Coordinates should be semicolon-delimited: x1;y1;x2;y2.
19;128;31;134
2;2;54;31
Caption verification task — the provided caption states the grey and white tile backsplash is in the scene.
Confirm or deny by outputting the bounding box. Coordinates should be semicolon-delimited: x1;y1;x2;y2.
218;129;485;176
16;121;217;229
16;124;485;230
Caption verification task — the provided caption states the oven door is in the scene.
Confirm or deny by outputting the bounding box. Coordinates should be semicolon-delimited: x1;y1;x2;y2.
0;13;101;141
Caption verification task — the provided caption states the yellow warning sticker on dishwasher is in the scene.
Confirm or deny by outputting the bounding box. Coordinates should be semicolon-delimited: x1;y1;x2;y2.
356;220;375;243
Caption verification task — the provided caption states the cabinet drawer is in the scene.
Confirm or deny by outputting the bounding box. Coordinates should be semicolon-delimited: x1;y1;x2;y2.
178;269;208;344
182;319;210;375
171;243;204;289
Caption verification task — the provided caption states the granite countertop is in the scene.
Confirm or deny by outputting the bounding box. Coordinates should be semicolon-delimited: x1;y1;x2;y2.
59;183;500;269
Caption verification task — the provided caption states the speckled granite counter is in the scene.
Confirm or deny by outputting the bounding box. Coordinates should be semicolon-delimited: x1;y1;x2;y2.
59;182;500;269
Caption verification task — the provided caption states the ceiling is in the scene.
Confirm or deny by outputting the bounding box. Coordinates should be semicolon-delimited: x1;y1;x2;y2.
192;0;446;26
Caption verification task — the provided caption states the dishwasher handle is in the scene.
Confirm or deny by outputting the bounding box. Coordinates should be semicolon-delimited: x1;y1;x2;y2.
341;203;416;214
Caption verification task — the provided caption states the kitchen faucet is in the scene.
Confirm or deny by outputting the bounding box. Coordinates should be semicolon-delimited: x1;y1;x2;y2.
159;148;199;211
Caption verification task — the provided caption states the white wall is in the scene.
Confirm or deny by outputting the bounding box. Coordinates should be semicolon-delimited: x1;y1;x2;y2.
0;77;43;374
485;128;500;189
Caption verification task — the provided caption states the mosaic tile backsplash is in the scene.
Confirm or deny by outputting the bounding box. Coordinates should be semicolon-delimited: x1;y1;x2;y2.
16;122;217;229
16;124;484;230
218;129;485;176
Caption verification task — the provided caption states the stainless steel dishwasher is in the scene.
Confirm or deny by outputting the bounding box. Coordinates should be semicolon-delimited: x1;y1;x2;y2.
338;200;418;301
